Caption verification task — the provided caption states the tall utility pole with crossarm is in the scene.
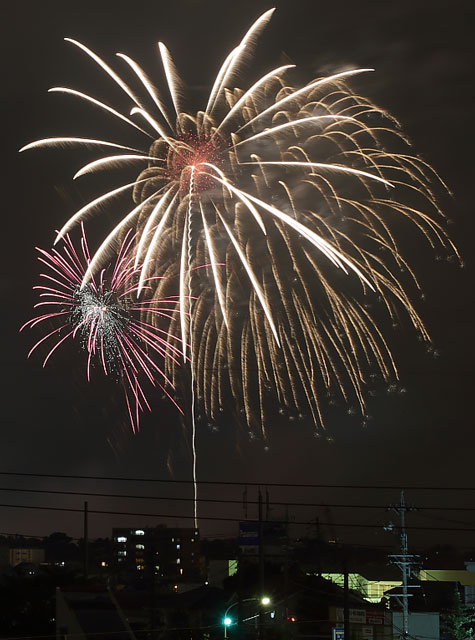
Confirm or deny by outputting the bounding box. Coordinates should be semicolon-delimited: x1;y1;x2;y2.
386;490;420;639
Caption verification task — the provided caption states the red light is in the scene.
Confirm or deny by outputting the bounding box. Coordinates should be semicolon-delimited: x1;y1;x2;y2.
164;132;225;194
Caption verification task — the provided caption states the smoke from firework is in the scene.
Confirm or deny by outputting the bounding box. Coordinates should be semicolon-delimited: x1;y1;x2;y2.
20;9;459;438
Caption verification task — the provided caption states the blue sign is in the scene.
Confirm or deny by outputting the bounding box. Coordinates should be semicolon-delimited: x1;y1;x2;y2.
239;521;259;546
333;627;344;640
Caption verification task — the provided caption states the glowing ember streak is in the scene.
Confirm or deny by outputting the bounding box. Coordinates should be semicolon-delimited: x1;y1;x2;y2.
22;8;459;440
164;133;225;193
22;225;184;432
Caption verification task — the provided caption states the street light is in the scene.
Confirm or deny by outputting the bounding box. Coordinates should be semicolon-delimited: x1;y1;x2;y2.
223;597;271;638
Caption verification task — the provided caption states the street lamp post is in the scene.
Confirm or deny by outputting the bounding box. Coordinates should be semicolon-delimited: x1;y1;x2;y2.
259;596;271;640
223;597;271;639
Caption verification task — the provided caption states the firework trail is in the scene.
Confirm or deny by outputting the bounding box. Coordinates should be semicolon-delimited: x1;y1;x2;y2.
22;225;184;432
21;10;459;457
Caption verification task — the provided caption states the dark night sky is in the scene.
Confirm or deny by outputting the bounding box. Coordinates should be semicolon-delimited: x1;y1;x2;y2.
1;1;474;549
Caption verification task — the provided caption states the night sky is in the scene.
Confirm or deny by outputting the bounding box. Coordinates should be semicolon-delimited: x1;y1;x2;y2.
2;0;474;549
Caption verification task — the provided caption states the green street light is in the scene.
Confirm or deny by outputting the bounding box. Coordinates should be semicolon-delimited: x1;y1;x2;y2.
223;597;271;638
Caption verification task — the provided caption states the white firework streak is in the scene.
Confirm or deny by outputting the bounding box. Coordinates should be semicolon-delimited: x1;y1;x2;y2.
21;8;459;508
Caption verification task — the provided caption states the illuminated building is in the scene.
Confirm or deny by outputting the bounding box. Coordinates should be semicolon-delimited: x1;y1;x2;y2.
9;546;45;567
322;573;402;604
112;525;201;581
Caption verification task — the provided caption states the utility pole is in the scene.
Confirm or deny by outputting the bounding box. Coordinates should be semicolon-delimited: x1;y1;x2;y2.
258;488;265;640
83;501;89;580
343;556;350;640
387;490;420;640
283;505;290;640
237;547;243;640
149;538;157;640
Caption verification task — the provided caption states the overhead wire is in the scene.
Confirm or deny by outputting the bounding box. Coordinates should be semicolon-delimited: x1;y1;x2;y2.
1;484;475;513
1;470;475;492
0;501;475;532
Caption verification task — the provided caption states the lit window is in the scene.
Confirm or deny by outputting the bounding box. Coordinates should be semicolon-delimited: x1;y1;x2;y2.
194;530;198;536
137;564;144;570
101;561;107;567
118;550;127;556
191;538;195;543
179;568;184;575
176;544;181;550
176;558;181;564
135;529;145;536
136;544;145;550
117;536;127;543
171;537;175;542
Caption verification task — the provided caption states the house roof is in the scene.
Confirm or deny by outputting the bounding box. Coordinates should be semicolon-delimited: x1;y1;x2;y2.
61;590;132;640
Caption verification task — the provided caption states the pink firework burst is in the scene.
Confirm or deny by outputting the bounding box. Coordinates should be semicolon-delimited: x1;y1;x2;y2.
22;224;184;431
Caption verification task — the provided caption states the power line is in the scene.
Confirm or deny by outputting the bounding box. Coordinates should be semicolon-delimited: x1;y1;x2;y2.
413;510;475;527
2;470;475;492
1;502;475;532
2;484;475;512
